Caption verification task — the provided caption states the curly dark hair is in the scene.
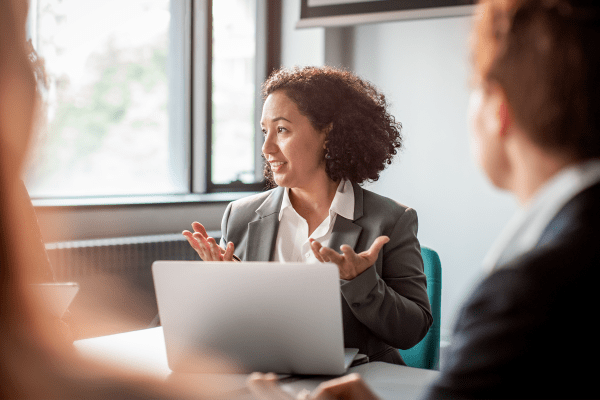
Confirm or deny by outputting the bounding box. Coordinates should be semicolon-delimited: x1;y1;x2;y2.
261;66;402;186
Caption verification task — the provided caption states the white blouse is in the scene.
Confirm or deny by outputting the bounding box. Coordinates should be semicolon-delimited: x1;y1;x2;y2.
273;179;354;263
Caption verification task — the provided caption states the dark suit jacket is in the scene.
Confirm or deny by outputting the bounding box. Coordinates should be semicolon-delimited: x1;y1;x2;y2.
220;182;432;364
423;182;600;399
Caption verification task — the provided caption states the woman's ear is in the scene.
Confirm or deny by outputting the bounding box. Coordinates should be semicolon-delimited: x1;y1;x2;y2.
322;123;333;149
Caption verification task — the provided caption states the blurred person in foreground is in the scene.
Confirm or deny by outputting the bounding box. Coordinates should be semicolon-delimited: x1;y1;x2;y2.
0;1;240;398
248;0;600;398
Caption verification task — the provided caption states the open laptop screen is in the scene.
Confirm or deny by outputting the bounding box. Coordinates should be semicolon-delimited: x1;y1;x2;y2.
153;261;351;375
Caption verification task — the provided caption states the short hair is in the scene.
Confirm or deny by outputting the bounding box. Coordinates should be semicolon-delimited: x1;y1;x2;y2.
261;66;402;185
473;0;600;159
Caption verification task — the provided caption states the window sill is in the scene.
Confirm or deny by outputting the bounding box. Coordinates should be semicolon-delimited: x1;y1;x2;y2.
32;192;261;243
32;191;259;209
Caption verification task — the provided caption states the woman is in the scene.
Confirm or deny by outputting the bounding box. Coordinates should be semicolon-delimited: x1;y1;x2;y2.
184;66;432;365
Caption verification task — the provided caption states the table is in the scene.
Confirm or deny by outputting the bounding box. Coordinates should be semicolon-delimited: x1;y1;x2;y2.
75;327;439;400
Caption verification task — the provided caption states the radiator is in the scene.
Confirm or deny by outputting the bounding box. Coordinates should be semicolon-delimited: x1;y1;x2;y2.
44;233;220;338
44;232;220;281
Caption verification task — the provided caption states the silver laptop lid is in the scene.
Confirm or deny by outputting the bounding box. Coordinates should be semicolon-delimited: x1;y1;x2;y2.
152;261;348;375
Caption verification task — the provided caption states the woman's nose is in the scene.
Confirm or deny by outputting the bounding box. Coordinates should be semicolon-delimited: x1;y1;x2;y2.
262;131;277;155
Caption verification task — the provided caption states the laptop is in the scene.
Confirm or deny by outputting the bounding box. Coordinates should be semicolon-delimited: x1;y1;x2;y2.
29;282;79;318
152;261;359;375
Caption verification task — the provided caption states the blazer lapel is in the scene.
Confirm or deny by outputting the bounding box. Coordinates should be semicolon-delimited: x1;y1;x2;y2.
246;187;284;261
328;182;364;252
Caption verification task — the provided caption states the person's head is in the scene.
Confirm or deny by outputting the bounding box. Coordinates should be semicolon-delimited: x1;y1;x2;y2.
261;66;402;189
469;0;600;189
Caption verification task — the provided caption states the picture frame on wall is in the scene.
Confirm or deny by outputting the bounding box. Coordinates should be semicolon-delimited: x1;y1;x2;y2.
297;0;477;28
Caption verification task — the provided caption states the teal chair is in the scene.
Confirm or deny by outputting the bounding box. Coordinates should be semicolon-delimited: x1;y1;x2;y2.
399;246;442;370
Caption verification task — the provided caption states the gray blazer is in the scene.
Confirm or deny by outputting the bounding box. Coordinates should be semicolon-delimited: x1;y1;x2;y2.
220;182;432;364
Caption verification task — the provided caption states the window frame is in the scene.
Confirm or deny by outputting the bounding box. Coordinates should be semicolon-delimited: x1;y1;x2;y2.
30;0;281;243
27;0;281;203
198;0;281;194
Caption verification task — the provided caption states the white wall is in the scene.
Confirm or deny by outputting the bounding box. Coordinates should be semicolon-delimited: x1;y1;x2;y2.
282;0;518;335
350;16;517;335
281;0;324;67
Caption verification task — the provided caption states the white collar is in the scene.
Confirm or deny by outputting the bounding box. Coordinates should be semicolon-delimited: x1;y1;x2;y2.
279;179;354;221
483;159;600;272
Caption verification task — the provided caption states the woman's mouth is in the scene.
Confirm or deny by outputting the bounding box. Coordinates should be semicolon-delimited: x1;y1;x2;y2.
270;161;286;172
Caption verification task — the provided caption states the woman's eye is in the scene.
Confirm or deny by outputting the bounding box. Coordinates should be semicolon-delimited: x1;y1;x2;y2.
261;129;267;136
277;126;287;133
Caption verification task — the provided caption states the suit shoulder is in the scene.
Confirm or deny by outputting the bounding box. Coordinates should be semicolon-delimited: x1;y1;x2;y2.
360;187;414;218
228;188;277;211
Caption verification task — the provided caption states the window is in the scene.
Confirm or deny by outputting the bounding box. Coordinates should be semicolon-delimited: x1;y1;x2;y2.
26;0;277;199
211;0;257;186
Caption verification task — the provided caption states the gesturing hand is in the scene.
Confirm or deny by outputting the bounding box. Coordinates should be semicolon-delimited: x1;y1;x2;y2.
182;221;236;262
309;236;389;280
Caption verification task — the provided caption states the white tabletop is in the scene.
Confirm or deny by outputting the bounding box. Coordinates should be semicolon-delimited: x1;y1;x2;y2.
75;327;439;400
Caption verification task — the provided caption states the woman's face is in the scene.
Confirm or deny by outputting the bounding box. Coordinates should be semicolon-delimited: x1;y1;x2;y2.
261;91;328;189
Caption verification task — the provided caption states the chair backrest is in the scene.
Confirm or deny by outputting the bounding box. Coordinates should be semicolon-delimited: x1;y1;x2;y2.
399;246;441;370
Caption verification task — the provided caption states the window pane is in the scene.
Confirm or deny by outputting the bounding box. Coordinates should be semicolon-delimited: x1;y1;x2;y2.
26;0;186;197
211;0;258;185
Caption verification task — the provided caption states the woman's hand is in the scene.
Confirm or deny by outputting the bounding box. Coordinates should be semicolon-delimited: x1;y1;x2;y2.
182;222;236;261
309;236;389;280
246;372;379;400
